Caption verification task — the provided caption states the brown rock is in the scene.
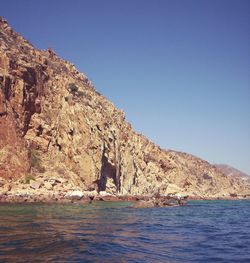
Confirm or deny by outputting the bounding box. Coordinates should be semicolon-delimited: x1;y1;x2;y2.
0;178;7;187
0;183;11;195
29;180;41;189
44;181;53;190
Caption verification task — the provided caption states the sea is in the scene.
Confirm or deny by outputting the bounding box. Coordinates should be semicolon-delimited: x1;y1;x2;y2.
0;200;249;263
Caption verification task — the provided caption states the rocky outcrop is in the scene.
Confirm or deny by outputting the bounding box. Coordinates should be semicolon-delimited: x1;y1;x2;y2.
0;17;250;200
132;195;187;208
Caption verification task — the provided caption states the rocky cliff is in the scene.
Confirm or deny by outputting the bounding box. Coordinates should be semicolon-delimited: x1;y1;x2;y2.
0;17;249;199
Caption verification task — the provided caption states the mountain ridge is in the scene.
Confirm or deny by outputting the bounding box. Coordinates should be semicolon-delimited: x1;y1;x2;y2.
0;17;249;199
215;164;250;180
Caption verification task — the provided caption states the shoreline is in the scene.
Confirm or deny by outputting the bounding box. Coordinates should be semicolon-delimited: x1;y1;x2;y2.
0;193;249;205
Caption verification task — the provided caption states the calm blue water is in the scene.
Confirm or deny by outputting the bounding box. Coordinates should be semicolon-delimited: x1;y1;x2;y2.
0;200;249;263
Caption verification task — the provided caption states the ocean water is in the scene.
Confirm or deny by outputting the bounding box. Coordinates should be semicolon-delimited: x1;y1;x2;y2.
0;200;249;263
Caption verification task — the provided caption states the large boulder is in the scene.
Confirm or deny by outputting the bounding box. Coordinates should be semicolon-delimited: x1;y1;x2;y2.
44;181;53;190
68;190;84;200
29;180;41;190
132;195;188;208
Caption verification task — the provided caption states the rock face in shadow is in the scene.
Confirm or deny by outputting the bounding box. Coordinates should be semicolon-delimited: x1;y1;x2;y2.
0;17;250;199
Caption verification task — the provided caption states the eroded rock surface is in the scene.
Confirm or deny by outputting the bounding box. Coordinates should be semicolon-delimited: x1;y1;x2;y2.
0;17;249;200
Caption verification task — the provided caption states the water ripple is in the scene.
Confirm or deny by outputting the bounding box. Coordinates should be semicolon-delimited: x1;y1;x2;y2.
0;200;250;262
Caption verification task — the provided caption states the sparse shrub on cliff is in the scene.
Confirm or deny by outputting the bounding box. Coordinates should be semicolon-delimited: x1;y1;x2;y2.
22;173;35;184
203;173;212;180
57;167;65;175
68;83;78;93
144;153;157;164
65;95;71;102
68;83;85;98
30;149;45;173
77;90;85;97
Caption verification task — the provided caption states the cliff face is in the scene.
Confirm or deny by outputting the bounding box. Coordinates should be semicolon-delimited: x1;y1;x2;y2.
0;17;249;198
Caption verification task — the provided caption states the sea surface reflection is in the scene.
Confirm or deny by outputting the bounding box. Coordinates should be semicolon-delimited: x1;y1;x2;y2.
0;200;250;262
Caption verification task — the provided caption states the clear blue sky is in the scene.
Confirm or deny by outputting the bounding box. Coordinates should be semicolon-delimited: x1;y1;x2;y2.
1;0;250;174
